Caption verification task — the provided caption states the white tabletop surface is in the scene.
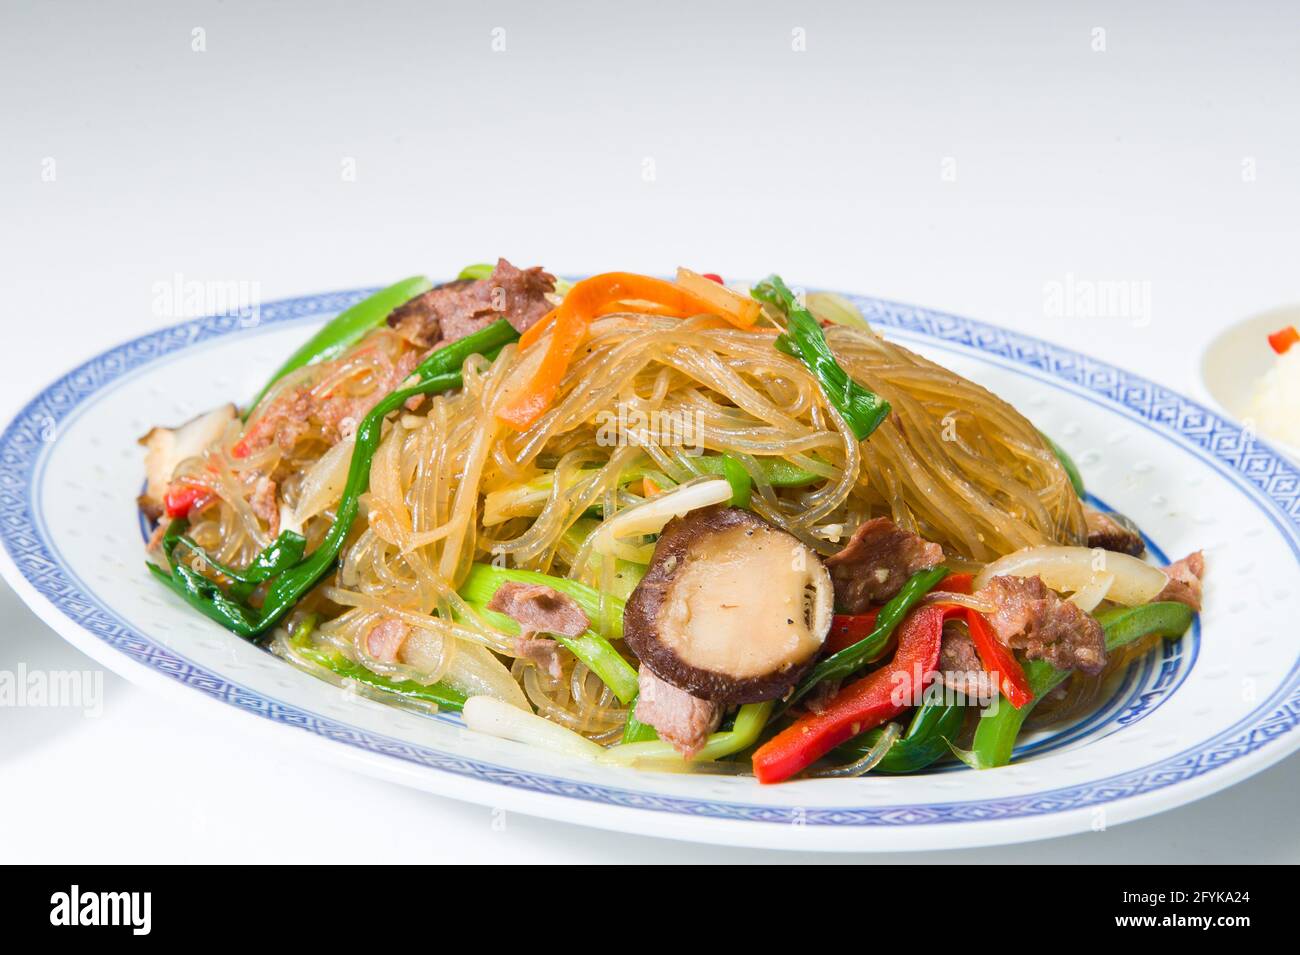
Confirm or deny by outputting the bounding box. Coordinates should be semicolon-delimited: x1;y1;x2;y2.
2;0;1297;863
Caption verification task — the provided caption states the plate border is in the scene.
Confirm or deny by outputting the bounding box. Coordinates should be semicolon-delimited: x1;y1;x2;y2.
1;286;1296;838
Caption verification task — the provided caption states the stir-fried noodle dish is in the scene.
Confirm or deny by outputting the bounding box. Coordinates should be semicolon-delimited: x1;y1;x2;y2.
139;262;1204;782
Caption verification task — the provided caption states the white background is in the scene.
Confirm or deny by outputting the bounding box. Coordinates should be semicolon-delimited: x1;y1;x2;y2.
2;0;1298;862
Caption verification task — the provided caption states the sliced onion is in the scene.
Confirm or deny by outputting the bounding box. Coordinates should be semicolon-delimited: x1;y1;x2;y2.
463;696;603;759
810;721;902;778
590;477;732;557
1068;572;1115;613
806;291;871;331
292;436;355;524
437;640;529;710
973;545;1166;607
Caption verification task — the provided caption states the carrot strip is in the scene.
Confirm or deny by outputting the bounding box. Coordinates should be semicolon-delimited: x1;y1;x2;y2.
498;272;760;429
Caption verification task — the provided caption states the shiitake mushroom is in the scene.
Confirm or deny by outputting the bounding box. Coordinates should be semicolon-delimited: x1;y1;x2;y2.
624;506;834;704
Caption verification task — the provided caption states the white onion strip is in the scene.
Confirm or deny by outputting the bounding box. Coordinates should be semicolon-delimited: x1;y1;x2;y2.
1068;572;1115;613
973;545;1166;607
589;477;732;557
292;436;354;524
462;696;603;759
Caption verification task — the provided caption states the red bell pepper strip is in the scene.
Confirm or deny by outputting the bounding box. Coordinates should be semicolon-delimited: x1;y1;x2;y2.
164;484;211;519
939;572;974;594
753;604;946;784
822;574;970;657
1268;325;1299;355
702;273;724;284
964;608;1033;708
824;610;882;656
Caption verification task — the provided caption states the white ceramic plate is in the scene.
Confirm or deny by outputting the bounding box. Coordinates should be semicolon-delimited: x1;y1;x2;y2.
1201;304;1300;463
3;286;1298;852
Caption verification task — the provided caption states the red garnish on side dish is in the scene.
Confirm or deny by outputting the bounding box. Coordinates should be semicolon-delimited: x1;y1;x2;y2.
1268;325;1299;355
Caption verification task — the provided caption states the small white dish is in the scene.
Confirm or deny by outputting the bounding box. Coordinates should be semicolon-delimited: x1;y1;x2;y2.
1;285;1297;851
1201;305;1300;462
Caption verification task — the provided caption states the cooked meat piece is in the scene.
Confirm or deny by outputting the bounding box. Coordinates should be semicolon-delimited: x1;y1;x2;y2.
244;390;315;455
1084;504;1145;556
237;348;420;457
939;625;995;699
802;677;842;715
388;258;556;348
634;668;723;759
315;349;422;441
486;581;590;638
824;517;944;613
623;506;834;704
138;403;237;515
513;635;566;680
1155;551;1205;612
250;474;279;535
365;617;411;664
978;574;1106;674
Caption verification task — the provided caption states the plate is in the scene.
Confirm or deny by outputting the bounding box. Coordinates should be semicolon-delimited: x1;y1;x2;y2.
2;286;1297;851
1201;304;1300;463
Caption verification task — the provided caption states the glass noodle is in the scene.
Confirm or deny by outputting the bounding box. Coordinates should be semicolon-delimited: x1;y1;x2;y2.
180;304;1088;737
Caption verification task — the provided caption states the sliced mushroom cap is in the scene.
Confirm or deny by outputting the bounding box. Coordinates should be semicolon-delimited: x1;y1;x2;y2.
624;506;834;704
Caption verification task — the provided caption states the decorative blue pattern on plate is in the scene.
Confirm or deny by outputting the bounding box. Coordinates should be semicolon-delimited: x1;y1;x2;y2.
2;287;1296;828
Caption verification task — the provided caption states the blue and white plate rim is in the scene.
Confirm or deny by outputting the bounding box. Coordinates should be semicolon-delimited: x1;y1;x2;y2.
1;284;1297;848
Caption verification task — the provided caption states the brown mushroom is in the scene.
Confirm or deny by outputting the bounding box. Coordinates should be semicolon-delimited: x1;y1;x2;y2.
623;506;834;704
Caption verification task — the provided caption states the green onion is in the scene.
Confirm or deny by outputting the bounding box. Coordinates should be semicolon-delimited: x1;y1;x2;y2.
457;263;495;281
621;706;659;744
460;563;625;641
751;275;891;441
167;522;306;600
284;614;466;711
604;702;774;765
719;454;752;507
833;699;963;774
459;600;638;705
688;453;824;488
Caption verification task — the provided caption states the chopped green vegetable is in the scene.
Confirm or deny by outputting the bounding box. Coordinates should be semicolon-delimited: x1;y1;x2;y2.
751;275;891;441
167;521;306;600
962;601;1195;769
460;563;626;641
784;565;950;712
283;613;465;710
246;275;433;418
460;599;638;705
719;454;752;508
833;699;963;774
688;453;824;488
621;704;659;744
457;263;495;281
608;702;774;764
